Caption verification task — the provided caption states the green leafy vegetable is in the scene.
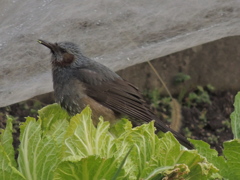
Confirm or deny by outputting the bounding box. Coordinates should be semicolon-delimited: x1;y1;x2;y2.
230;92;240;139
0;117;25;180
1;94;240;180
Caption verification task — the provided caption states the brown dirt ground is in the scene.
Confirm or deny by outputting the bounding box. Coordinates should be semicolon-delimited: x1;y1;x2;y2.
0;90;234;155
181;91;234;153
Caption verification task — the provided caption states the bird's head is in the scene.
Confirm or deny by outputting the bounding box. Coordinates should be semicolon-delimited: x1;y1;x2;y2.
38;39;82;67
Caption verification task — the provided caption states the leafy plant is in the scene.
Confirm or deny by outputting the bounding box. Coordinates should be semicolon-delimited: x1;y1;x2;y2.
143;89;162;109
1;92;240;179
186;86;212;107
173;73;191;85
173;73;191;103
198;109;208;128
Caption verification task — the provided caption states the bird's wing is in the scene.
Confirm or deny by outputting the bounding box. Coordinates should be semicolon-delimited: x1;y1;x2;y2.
87;79;157;123
73;67;157;123
73;67;194;149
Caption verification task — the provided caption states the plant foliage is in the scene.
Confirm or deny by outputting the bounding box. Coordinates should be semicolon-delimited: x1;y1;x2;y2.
1;92;240;179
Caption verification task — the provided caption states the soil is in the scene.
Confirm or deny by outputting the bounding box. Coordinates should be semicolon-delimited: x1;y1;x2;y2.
145;89;234;154
0;89;234;155
181;91;234;153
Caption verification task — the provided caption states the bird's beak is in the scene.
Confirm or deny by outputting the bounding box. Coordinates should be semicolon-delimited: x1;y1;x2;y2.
38;39;58;52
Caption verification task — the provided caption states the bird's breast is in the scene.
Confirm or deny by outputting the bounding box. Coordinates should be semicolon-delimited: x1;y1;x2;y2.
53;75;87;114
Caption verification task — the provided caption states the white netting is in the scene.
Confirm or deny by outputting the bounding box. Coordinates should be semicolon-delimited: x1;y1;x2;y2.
1;0;240;107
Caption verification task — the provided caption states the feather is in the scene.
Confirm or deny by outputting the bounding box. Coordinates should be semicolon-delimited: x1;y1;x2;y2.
74;68;194;149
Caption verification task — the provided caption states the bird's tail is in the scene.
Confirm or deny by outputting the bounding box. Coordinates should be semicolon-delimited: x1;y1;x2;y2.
154;120;194;149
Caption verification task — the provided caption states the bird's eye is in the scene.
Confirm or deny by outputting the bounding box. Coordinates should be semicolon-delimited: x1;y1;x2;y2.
60;48;67;53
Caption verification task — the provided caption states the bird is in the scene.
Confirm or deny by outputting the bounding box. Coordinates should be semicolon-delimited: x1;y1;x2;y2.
38;39;194;149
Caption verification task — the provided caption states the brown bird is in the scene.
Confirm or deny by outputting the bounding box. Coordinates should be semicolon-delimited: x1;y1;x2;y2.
38;39;193;149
